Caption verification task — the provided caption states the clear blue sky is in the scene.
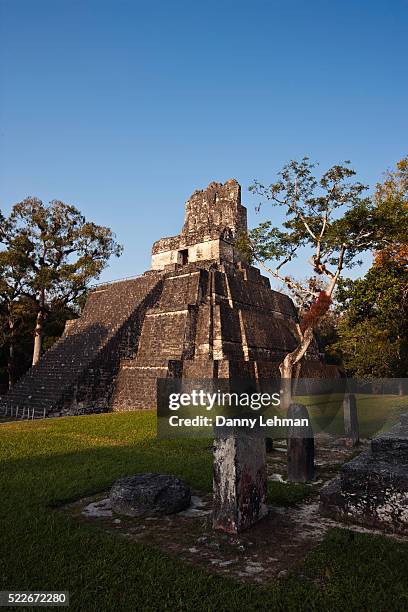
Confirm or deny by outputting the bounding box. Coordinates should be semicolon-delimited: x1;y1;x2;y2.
1;0;407;283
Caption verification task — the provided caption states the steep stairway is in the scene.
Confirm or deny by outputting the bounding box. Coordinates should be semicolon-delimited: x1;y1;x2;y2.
0;273;163;417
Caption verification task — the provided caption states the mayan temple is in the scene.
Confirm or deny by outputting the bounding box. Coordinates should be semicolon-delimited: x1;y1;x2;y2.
1;179;329;418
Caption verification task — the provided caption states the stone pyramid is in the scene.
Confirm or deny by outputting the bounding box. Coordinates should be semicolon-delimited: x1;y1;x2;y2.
1;179;330;418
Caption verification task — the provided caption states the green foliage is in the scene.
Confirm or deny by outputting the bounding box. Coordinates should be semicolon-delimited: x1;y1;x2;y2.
314;311;343;365
333;262;408;377
267;480;315;506
247;157;405;307
330;155;408;378
248;158;371;286
337;263;407;326
234;229;254;263
373;156;408;258
4;197;123;304
0;300;78;389
245;156;407;375
336;319;401;378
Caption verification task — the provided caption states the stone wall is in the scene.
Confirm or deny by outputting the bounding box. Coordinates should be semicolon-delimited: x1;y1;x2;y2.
182;179;247;239
111;261;323;411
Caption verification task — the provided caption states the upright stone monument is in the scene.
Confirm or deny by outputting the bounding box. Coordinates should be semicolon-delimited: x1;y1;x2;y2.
343;393;359;446
213;431;268;533
287;403;315;482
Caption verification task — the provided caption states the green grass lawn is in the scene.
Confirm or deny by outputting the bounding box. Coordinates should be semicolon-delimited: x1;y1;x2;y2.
1;411;408;611
301;393;408;437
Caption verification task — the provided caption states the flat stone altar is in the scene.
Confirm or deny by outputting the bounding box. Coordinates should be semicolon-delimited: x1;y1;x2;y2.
320;412;408;534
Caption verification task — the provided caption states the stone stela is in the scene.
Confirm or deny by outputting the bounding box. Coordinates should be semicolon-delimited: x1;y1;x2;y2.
343;393;360;446
213;432;268;533
286;403;315;483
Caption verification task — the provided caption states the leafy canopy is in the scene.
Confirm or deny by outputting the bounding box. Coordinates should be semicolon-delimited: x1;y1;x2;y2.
0;197;123;307
334;261;408;377
240;157;400;307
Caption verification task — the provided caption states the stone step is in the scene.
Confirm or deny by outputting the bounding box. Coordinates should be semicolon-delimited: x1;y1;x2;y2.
112;365;165;411
371;434;408;459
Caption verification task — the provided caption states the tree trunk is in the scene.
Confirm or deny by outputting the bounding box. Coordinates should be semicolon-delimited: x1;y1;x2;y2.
279;326;314;409
32;290;46;366
7;313;15;389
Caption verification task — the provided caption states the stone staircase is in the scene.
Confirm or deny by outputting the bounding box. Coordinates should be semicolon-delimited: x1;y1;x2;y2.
320;410;408;534
0;273;163;418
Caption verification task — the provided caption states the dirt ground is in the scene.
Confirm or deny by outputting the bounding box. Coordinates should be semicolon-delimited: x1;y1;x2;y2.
62;434;407;584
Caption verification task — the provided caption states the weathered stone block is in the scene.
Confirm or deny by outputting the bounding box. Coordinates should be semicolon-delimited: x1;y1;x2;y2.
371;425;408;460
343;393;359;446
213;433;267;533
320;412;408;534
109;473;191;517
265;437;274;453
287;403;315;482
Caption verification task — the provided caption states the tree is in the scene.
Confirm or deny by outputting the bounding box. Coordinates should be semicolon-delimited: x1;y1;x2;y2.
373;155;408;267
0;215;36;386
0;198;123;367
0;298;78;391
331;156;408;378
240;157;398;389
333;262;408;377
